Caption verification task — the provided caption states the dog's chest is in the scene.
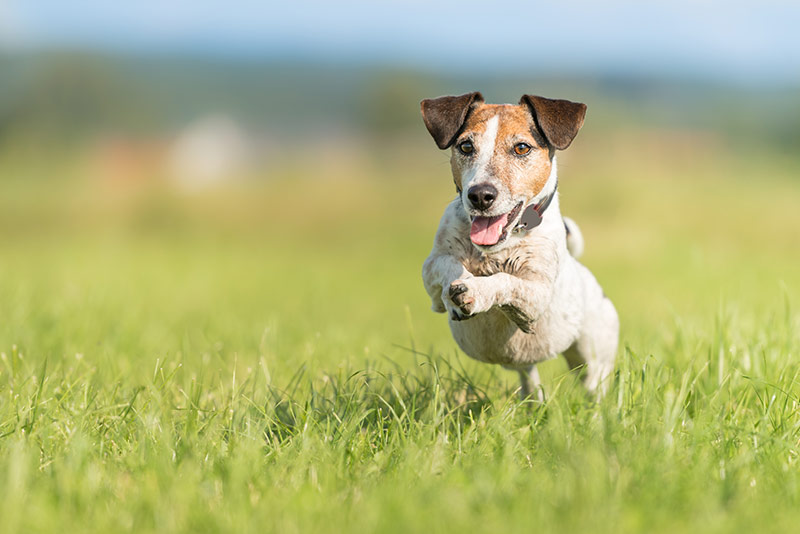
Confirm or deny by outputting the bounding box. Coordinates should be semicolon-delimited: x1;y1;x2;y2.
461;238;545;279
450;234;575;367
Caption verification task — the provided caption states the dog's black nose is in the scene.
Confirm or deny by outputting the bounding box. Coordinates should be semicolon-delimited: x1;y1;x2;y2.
467;184;497;211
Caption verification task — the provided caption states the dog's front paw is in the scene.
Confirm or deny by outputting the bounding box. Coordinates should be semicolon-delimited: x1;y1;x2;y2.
446;278;492;320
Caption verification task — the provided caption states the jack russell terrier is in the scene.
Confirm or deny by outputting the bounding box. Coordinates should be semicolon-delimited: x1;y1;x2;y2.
420;92;618;400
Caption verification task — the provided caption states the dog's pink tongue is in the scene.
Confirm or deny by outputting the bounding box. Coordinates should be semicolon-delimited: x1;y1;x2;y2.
470;214;508;246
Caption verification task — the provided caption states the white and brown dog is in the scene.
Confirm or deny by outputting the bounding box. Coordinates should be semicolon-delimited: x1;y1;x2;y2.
420;92;618;400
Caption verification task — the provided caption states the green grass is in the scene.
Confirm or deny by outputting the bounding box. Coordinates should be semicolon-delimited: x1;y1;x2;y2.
1;134;800;533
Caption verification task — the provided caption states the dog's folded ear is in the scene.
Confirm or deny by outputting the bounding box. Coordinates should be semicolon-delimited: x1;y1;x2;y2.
420;92;484;149
520;95;587;151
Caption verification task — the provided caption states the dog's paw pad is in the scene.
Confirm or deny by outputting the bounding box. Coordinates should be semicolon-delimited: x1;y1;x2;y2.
448;281;476;316
449;282;467;299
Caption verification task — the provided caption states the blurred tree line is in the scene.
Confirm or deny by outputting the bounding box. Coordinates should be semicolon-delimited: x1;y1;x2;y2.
0;52;798;151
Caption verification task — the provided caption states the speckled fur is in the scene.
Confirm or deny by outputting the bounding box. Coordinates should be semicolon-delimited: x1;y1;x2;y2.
421;100;619;399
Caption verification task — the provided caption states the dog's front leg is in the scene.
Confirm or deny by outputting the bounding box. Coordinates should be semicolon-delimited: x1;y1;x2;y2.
422;254;473;317
447;272;554;332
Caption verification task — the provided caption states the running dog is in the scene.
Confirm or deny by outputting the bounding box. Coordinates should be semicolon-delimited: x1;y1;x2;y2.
420;92;618;400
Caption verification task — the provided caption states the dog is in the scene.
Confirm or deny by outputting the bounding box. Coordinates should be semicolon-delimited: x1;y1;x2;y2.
420;92;618;400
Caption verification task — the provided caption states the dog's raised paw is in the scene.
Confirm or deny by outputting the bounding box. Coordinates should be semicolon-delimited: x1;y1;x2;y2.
448;280;476;317
449;282;467;298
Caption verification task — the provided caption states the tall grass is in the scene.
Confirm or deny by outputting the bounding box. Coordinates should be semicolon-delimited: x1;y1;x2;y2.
1;132;799;532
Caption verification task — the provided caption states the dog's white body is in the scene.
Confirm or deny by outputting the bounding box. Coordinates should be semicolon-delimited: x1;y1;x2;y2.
420;94;618;398
423;163;618;397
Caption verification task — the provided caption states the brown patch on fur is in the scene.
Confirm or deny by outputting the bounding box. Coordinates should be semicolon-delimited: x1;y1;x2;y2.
462;234;557;279
449;104;553;202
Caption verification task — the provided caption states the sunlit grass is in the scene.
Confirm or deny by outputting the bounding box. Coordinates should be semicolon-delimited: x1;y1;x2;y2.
1;132;799;532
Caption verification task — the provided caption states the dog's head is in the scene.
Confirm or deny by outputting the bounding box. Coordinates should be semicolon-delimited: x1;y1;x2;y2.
421;92;586;252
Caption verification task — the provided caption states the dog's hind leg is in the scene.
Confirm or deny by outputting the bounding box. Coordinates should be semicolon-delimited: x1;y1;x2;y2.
564;297;619;397
516;364;545;402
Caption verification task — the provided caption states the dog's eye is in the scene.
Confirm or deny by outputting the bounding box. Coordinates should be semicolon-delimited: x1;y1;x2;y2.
514;143;532;156
457;141;474;155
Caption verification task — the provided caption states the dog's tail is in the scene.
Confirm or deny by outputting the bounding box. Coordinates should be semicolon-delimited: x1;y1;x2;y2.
563;216;584;259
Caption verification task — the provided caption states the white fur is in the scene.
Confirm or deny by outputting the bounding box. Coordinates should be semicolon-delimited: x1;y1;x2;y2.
474;116;498;171
458;116;497;193
422;148;618;400
458;115;519;218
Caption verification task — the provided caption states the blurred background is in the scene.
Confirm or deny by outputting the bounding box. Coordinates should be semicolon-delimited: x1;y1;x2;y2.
1;0;799;379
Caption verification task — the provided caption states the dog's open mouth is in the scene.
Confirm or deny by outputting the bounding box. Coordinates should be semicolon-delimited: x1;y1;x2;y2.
470;201;523;247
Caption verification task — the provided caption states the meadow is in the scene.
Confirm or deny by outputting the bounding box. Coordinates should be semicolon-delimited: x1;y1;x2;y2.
1;127;800;533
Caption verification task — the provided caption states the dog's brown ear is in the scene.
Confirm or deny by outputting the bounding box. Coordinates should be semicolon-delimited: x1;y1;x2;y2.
520;95;587;151
420;92;484;149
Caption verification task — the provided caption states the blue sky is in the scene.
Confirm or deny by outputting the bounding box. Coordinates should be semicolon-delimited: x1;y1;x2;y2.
2;1;799;84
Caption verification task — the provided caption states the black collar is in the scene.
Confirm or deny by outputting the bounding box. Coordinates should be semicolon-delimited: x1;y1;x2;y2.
514;177;558;232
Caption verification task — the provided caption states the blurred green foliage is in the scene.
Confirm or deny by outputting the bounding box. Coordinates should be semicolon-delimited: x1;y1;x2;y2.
1;137;799;532
1;53;798;152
